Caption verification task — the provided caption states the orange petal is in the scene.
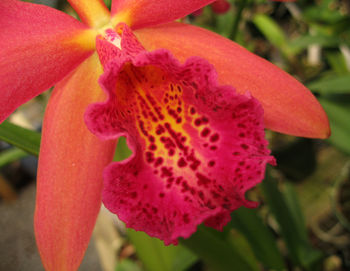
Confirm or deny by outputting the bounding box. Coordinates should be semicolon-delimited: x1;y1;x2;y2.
0;0;96;123
67;0;110;28
135;23;330;139
34;53;116;271
111;0;216;29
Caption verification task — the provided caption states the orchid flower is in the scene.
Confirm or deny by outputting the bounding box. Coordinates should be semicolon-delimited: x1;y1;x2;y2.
0;0;329;270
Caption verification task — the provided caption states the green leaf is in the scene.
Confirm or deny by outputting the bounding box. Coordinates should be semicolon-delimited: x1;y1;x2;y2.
0;121;41;156
0;148;28;168
231;207;285;270
307;75;350;94
319;97;350;154
181;225;257;271
253;14;286;48
115;259;142;271
260;173;323;270
326;52;349;74
114;136;132;162
252;14;294;57
127;229;197;271
290;34;341;50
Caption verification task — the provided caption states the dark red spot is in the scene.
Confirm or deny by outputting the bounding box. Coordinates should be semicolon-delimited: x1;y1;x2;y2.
156;125;165;135
177;158;187;168
210;133;219;142
154;157;163;167
196;173;211;186
233;151;240;156
208;160;215;167
161;167;173;177
206;200;216;209
130;192;137;199
241;144;249;150
238;123;246;128
201;117;209;124
182;181;190;192
167;177;174;183
143;184;148;190
190;107;196;115
152;207;158;214
194;118;202;126
211;190;220;199
190;160;201;171
145;152;154;163
239;133;245;138
201;128;210;137
177;107;182;113
159;192;165;198
149;144;157;151
183;213;190;224
198;191;205;200
138;121;148;136
210;146;217;151
176;177;182;185
168;149;175;156
148;135;155;142
222;203;231;209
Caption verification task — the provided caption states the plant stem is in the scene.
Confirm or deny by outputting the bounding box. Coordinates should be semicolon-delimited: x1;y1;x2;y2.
230;0;248;41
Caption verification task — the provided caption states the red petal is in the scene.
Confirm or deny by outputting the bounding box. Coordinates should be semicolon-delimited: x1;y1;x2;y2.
111;0;216;29
35;54;116;271
0;0;96;123
86;25;274;245
134;23;330;139
211;0;231;14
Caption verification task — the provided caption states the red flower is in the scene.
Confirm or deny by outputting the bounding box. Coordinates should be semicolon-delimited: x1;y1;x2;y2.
0;0;329;270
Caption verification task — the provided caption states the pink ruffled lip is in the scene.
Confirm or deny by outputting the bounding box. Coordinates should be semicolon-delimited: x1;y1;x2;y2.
85;24;275;245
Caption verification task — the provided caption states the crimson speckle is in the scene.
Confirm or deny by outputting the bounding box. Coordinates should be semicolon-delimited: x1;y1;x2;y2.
241;144;249;150
194;118;201;126
149;144;157;150
190;107;196;115
208;160;215;167
190;161;201;171
210;133;219;142
154;157;163;167
201;117;209;124
201;128;210;137
183;213;190;224
196;173;211;186
177;158;187;168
